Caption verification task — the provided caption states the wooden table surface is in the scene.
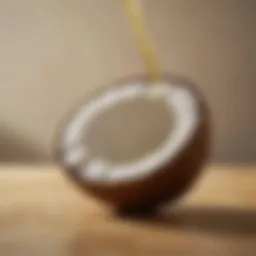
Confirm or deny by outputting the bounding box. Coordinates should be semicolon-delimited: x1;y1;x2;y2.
0;165;255;256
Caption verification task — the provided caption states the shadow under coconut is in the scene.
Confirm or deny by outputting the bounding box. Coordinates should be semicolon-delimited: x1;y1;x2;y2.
135;206;256;237
68;206;256;256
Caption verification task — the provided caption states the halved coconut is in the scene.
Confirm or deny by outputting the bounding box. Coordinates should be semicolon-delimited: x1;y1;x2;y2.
56;75;210;214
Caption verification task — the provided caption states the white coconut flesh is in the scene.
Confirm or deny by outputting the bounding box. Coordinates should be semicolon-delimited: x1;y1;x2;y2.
62;80;199;183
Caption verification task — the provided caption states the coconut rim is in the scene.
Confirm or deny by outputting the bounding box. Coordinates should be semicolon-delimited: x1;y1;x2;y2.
56;75;203;185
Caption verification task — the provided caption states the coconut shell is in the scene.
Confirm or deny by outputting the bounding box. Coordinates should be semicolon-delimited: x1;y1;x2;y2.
55;74;210;214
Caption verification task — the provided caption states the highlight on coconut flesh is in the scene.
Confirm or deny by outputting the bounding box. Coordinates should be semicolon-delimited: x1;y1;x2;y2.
56;76;210;212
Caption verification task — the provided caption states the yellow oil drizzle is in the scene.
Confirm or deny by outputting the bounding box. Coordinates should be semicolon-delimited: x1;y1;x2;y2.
120;0;160;82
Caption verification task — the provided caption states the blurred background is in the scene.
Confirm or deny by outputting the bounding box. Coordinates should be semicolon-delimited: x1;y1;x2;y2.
0;0;255;163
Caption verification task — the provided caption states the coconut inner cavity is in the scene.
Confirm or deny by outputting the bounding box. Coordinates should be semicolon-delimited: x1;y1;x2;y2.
84;94;173;165
63;81;198;182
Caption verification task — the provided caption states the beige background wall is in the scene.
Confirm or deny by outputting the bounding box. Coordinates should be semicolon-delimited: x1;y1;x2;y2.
0;0;255;163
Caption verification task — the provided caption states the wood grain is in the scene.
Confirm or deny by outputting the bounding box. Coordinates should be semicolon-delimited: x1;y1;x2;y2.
0;165;255;256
